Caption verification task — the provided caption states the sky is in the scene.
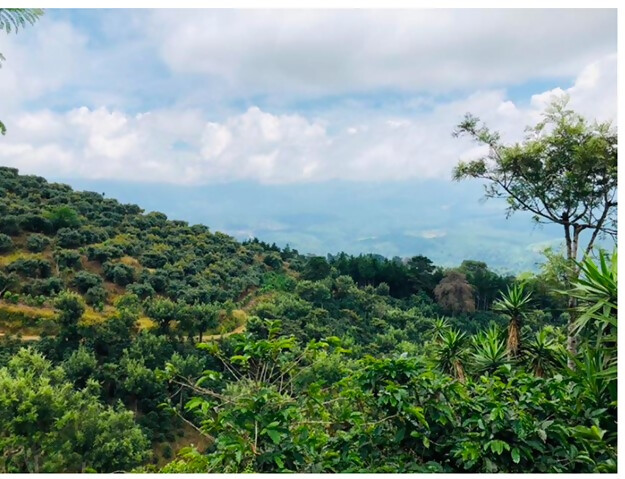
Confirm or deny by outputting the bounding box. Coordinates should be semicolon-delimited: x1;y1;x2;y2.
0;9;618;271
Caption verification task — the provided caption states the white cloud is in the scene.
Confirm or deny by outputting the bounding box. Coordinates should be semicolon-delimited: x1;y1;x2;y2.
146;9;615;96
0;53;616;185
0;18;89;112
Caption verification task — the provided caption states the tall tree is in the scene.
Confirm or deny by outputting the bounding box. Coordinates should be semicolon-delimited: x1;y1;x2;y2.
434;271;475;314
452;96;617;360
0;8;45;135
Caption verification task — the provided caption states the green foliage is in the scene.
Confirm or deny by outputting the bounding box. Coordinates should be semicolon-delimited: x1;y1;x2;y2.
568;249;617;342
0;167;617;473
0;348;150;472
54;291;85;344
436;328;467;381
7;257;52;279
492;282;533;356
0;8;44;34
26;233;50;253
470;326;509;375
0;8;44;136
0;233;13;253
45;206;81;231
73;271;102;293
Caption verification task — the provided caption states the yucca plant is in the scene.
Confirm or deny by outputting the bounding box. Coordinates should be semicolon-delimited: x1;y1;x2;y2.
470;326;509;375
568;249;617;348
436;328;467;383
524;328;565;378
431;316;451;342
492;283;533;358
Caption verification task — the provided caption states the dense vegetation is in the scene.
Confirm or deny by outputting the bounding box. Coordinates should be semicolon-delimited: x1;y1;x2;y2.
0;164;616;473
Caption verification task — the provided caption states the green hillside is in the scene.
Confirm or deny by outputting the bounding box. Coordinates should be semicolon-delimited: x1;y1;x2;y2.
0;166;616;473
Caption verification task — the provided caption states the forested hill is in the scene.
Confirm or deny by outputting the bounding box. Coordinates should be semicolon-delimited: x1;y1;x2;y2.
0;165;616;473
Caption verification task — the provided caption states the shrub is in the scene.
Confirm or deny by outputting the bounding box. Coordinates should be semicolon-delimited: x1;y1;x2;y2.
56;228;84;248
45;205;81;230
73;271;103;293
0;233;14;253
85;285;107;306
7;257;52;279
103;262;135;287
22;277;64;296
18;213;53;234
0;215;20;236
54;249;82;270
263;252;283;269
26;234;50;253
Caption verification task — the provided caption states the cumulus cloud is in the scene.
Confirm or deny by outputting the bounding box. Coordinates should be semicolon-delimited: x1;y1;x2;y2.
0;18;89;112
0;10;616;185
0;52;616;185
146;9;615;96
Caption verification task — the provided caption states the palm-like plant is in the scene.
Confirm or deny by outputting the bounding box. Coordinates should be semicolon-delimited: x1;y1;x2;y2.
470;326;509;375
1;8;44;135
524;328;565;378
0;8;44;33
436;328;467;383
569;250;617;348
431;316;451;341
567;249;617;389
492;283;532;358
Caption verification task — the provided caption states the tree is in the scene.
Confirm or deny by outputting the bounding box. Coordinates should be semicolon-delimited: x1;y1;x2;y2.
54;291;86;345
0;9;44;135
145;297;179;334
180;303;219;342
434;271;475;314
302;256;331;281
492;283;533;358
45;206;81;231
0;348;149;473
453;96;617;359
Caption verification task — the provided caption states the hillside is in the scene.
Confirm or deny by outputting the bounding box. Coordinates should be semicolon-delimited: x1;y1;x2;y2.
0;166;616;473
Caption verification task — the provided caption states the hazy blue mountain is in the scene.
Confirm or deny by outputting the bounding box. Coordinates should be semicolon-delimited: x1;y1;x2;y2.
56;177;595;274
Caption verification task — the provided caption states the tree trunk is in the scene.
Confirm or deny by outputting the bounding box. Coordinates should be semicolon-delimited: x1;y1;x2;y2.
564;223;579;368
454;361;466;384
567;296;578;368
507;317;520;357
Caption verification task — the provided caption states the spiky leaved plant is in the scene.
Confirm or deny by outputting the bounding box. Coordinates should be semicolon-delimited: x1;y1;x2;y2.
470;325;509;376
431;316;451;342
0;8;45;135
436;328;467;383
524;328;565;378
492;283;533;358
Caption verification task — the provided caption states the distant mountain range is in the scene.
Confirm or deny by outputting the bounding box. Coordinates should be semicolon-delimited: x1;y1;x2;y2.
57;177;606;274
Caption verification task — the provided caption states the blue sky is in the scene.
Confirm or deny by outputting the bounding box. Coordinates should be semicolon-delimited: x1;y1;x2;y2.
0;9;617;270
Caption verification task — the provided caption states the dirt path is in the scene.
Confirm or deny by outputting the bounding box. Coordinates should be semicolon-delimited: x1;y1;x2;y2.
202;323;247;341
0;332;42;341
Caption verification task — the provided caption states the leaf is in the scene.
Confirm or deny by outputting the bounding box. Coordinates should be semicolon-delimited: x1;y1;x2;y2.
185;397;205;411
489;440;509;455
511;447;520;464
275;456;284;469
266;429;281;444
537;429;547;442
